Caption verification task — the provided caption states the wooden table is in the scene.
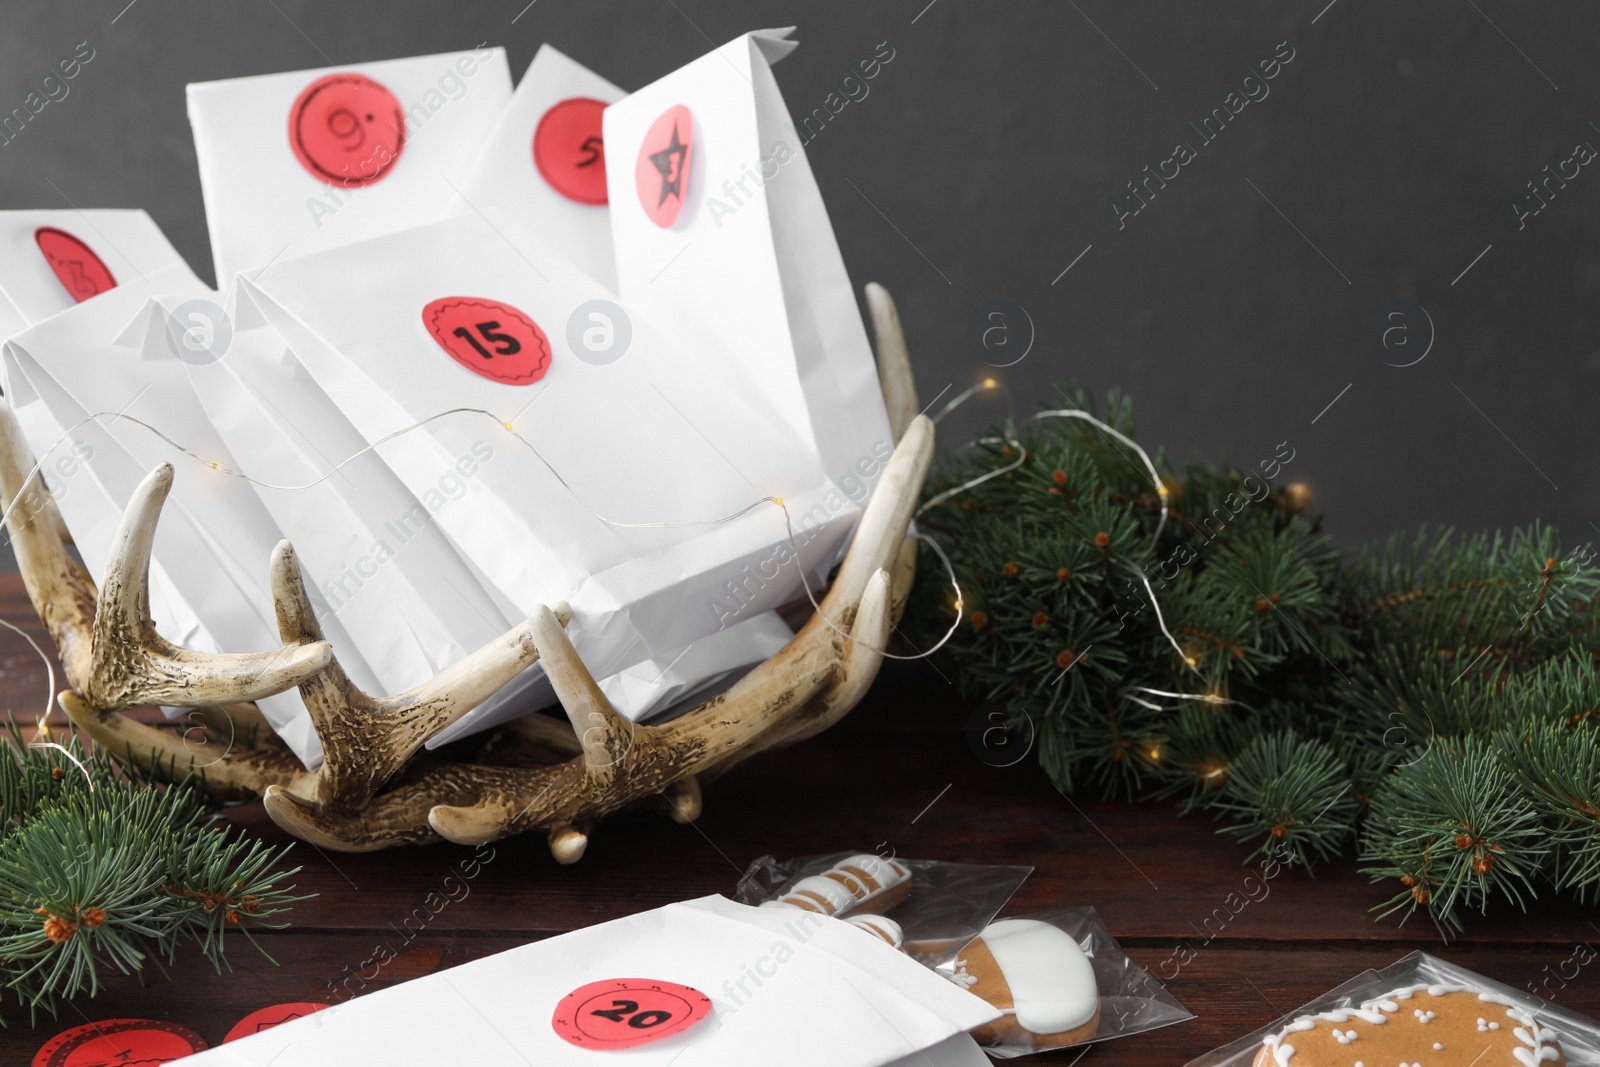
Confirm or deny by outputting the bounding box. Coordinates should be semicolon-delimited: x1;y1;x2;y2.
0;574;1594;1064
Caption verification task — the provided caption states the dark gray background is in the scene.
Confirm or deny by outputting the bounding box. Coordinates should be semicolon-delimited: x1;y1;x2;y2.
1;1;1594;556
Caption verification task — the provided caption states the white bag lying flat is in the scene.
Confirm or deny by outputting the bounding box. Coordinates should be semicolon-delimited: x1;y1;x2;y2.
454;44;623;290
188;49;513;283
175;895;998;1067
241;213;857;743
605;28;893;550
4;280;382;763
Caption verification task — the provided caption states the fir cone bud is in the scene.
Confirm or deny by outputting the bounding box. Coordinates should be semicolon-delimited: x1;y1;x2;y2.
1003;561;1019;577
43;915;76;943
1093;532;1110;547
970;611;989;631
51;766;64;780
1052;469;1066;486
1472;853;1495;874
1031;612;1049;627
1411;886;1430;903
1055;649;1076;669
1454;833;1473;849
1056;568;1071;581
80;907;107;929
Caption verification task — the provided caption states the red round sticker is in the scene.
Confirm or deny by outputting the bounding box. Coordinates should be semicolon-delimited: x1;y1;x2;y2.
534;97;609;205
289;72;406;187
35;227;116;303
552;978;712;1050
635;104;694;228
224;1001;330;1042
422;296;551;385
33;1018;207;1067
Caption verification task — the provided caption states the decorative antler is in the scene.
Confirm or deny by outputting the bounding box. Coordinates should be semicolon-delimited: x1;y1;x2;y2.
14;284;929;856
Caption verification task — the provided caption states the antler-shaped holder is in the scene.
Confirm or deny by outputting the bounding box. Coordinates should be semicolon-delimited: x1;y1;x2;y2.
2;284;930;857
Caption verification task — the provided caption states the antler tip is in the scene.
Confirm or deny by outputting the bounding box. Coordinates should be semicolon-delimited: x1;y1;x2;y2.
427;803;505;846
548;825;588;864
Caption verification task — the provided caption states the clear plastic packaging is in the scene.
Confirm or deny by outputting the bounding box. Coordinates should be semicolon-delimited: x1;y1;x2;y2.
1186;950;1600;1066
734;851;1030;968
941;908;1194;1058
735;855;1192;1058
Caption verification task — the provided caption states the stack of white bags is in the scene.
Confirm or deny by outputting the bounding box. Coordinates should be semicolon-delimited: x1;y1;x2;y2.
0;29;899;764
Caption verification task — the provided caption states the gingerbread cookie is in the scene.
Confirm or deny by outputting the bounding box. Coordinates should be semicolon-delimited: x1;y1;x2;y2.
953;919;1100;1048
847;914;904;950
1252;983;1565;1067
760;854;912;917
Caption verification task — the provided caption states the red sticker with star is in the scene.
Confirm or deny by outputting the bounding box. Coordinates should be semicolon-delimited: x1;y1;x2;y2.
552;978;712;1050
534;96;609;205
224;1001;331;1042
35;227;116;303
289;72;406;187
635;104;694;228
33;1018;207;1066
422;296;551;385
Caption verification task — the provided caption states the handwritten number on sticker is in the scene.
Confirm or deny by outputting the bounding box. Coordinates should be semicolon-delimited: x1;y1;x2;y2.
553;978;711;1049
588;1000;673;1028
451;321;523;360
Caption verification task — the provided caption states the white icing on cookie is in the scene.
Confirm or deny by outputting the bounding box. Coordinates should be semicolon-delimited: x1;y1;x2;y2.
781;875;857;913
1260;983;1561;1067
978;919;1098;1034
847;914;904;949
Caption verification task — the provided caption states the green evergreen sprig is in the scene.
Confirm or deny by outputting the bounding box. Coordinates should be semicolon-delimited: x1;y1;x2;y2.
908;388;1600;936
0;724;303;1023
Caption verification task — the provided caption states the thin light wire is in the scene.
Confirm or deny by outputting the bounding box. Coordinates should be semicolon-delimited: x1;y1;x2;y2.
915;437;1027;518
1141;572;1205;680
0;407;964;664
1030;408;1169;551
0;615;93;789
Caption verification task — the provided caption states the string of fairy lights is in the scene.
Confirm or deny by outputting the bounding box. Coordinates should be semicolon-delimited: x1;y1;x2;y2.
0;372;1202;725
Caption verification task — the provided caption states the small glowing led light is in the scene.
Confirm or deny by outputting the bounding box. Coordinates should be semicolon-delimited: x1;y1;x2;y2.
1185;656;1198;666
774;496;783;507
504;421;515;431
1158;484;1169;497
208;460;220;470
982;377;997;389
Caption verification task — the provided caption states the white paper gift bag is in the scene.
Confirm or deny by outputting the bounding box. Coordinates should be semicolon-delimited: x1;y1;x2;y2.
0;209;188;324
177;284;522;705
604;28;894;556
188;49;513;283
240;212;859;742
3;279;383;764
175;895;998;1067
0;209;192;511
453;44;624;291
190;282;793;750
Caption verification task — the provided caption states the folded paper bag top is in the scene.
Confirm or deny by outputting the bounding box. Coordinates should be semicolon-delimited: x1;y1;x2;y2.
0;209;187;327
605;28;892;523
187;49;512;284
173;895;999;1066
454;44;624;291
